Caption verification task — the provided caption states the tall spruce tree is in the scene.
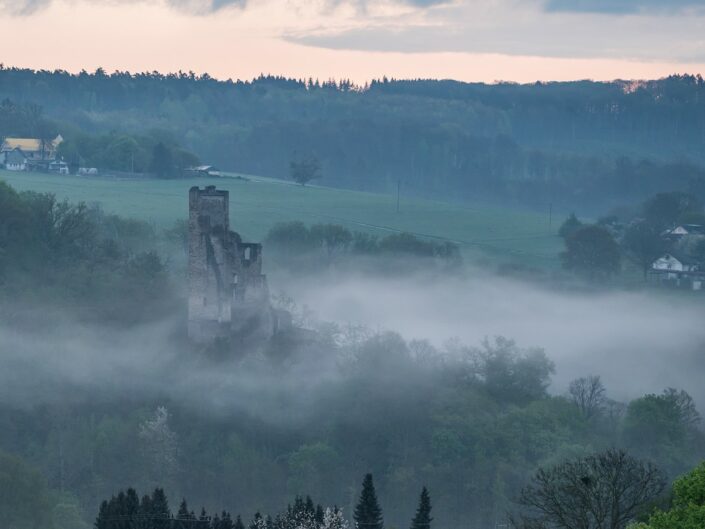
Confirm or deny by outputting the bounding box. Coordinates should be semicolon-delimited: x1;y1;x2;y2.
410;487;432;529
150;488;172;529
353;474;383;529
177;499;192;529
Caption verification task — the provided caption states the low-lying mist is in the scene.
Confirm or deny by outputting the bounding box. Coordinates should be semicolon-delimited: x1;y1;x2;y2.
275;268;705;407
2;265;704;419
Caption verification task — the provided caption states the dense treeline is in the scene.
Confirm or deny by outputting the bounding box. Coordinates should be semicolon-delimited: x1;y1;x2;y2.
56;130;200;177
264;221;461;273
93;476;377;529
0;181;176;321
2;67;705;208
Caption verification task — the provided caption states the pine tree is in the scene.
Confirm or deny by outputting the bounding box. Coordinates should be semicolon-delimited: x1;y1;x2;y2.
315;504;325;526
234;515;245;529
150;488;172;529
95;499;109;529
221;511;234;529
353;474;383;529
199;507;210;526
139;494;153;529
249;512;265;529
305;496;315;516
410;487;432;529
125;488;140;517
176;499;191;529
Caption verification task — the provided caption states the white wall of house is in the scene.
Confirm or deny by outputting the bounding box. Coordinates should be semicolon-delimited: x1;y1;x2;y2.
652;254;689;272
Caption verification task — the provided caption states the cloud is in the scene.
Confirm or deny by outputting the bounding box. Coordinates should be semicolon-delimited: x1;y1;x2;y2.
544;0;705;14
0;0;247;16
0;0;444;16
284;0;705;63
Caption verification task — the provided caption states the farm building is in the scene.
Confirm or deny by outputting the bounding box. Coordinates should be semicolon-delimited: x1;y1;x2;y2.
1;135;63;160
186;165;221;177
661;224;705;240
2;148;27;171
650;252;704;290
49;160;69;174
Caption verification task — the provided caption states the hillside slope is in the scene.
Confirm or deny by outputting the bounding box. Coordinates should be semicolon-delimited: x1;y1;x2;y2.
0;171;562;268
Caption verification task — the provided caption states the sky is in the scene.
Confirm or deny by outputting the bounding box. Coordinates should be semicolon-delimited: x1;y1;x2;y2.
0;0;704;83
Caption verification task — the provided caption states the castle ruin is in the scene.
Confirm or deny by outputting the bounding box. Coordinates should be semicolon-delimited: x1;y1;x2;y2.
187;186;277;344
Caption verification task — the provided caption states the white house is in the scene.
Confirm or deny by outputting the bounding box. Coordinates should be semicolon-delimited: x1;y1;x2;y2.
48;160;69;175
2;148;27;171
186;165;221;177
662;224;705;240
651;253;703;290
1;135;63;161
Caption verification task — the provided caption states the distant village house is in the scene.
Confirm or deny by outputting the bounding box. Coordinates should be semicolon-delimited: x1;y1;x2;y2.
650;252;704;291
2;148;27;171
661;224;705;240
1;135;63;161
186;165;221;177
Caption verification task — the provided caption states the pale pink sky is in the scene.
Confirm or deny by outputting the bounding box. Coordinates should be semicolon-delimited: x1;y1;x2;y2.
0;0;703;83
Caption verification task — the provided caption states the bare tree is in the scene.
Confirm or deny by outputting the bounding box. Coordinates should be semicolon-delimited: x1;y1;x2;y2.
568;375;606;419
513;449;665;529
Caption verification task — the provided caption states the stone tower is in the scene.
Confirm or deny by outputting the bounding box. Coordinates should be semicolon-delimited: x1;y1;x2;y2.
187;186;274;344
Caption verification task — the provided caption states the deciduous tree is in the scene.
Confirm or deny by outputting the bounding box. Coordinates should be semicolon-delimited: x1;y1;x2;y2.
561;225;620;281
514;449;666;529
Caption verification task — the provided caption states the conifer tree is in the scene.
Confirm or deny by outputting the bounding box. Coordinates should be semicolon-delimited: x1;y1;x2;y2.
95;499;109;529
176;499;192;529
315;504;325;525
150;488;172;529
199;507;211;527
353;474;383;529
234;514;245;529
249;511;265;529
221;511;234;529
410;487;432;529
305;496;315;516
125;488;140;519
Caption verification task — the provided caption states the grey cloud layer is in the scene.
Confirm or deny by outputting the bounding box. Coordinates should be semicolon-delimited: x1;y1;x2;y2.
545;0;705;14
0;0;246;15
0;0;443;16
286;2;705;63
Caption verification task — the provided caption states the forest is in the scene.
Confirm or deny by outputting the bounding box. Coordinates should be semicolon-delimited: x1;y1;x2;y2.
3;67;705;209
1;180;705;529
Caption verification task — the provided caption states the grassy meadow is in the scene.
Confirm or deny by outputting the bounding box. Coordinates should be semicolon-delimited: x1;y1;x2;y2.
0;170;562;268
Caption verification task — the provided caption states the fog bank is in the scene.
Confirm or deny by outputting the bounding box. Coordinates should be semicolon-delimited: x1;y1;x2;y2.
278;270;705;405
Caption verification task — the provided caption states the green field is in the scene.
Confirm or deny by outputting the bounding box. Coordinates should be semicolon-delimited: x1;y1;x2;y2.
0;170;562;267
